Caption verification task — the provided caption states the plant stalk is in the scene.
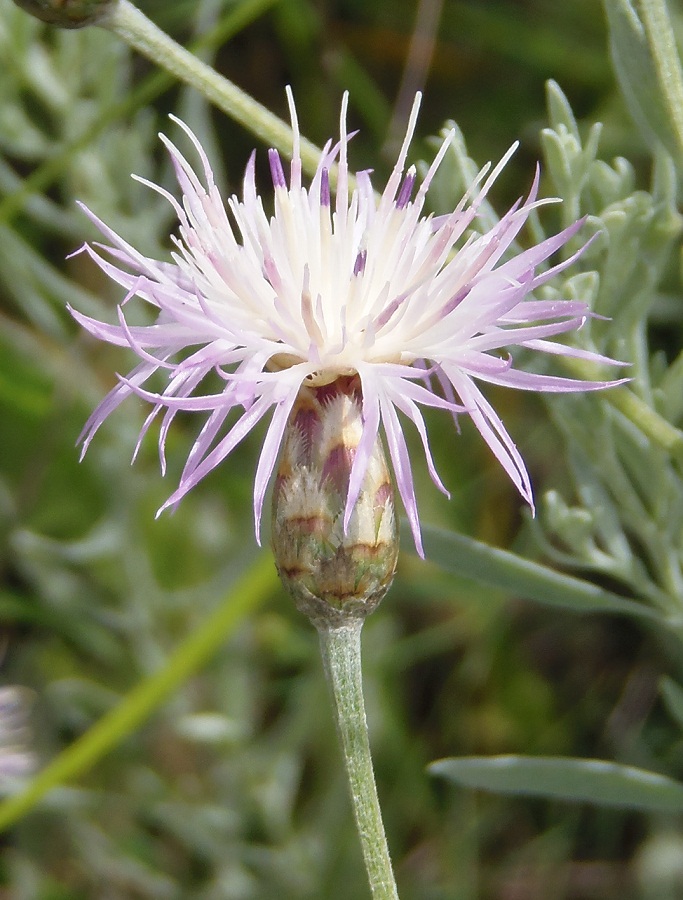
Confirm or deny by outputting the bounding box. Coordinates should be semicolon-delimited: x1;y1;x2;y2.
317;620;399;899
102;0;323;174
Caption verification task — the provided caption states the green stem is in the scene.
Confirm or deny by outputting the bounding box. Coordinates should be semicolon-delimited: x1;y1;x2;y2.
102;0;323;174
0;556;277;833
559;357;683;466
640;0;683;164
317;620;399;900
607;383;683;461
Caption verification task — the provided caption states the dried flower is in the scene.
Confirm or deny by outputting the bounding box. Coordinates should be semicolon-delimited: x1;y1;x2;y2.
71;91;625;556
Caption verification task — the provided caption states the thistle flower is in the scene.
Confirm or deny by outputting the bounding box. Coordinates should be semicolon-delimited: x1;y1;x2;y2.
71;91;625;558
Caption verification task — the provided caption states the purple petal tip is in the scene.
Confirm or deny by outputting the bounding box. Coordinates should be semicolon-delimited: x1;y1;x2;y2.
268;149;286;189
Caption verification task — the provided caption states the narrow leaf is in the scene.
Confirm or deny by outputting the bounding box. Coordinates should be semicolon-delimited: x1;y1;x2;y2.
603;0;681;158
660;677;683;731
413;524;662;624
430;755;683;811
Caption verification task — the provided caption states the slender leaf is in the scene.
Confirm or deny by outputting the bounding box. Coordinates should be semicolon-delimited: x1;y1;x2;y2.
430;755;683;811
603;0;681;158
660;677;683;731
414;524;662;623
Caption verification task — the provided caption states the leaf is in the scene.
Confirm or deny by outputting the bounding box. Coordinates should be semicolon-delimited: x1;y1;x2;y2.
660;677;683;731
603;0;681;159
545;79;579;140
429;755;683;811
413;524;662;624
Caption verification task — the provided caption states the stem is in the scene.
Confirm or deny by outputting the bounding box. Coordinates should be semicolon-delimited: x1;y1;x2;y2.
640;0;683;164
101;0;323;174
607;382;683;462
0;556;277;833
559;357;683;467
317;620;399;899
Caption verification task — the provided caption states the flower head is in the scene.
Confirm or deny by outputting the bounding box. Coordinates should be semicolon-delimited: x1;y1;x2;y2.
71;91;625;556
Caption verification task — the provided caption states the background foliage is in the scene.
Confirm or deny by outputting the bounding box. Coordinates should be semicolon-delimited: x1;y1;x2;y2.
2;0;683;897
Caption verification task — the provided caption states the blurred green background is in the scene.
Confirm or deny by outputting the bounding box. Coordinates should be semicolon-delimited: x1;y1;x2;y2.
1;0;683;897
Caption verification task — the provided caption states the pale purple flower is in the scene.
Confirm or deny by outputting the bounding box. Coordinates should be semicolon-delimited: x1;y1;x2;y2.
71;92;625;556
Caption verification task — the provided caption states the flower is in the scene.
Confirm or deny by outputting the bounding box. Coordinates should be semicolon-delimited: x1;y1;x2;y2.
71;91;625;556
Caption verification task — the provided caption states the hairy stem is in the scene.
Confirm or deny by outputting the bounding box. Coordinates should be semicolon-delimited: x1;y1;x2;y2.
317;620;399;899
102;0;323;173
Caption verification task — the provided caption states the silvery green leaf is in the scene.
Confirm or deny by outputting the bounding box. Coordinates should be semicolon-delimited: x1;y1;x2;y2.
660;677;683;731
541;81;603;216
430;755;683;811
415;524;662;623
604;0;681;158
545;79;579;140
656;348;683;423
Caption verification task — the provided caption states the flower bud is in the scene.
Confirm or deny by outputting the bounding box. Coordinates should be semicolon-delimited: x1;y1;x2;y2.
11;0;116;28
272;376;398;628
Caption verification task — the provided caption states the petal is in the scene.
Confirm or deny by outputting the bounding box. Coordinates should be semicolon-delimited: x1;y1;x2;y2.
382;379;450;497
345;371;381;531
446;370;534;508
252;385;301;542
462;365;629;393
158;392;275;514
77;360;161;454
378;390;424;557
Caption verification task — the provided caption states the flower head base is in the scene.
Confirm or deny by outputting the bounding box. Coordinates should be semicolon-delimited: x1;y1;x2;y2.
272;376;398;626
11;0;115;28
71;91;626;557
